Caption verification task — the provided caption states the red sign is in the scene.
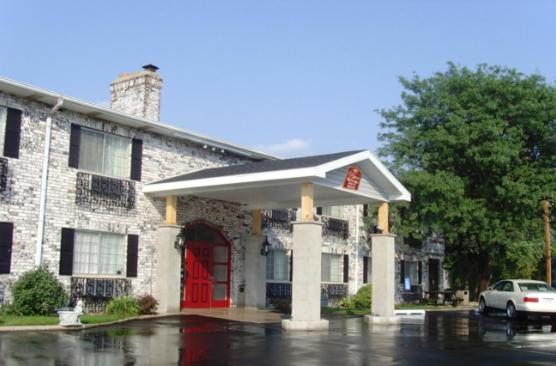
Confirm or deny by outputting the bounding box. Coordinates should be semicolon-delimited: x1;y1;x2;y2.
343;166;362;190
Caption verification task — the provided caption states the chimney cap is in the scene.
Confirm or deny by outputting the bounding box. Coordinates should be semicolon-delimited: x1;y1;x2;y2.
142;64;159;72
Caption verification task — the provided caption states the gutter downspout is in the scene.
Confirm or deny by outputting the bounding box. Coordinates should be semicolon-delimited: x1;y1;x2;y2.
35;96;64;267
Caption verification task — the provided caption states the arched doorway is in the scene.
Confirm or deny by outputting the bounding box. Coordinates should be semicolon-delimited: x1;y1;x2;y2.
181;222;231;308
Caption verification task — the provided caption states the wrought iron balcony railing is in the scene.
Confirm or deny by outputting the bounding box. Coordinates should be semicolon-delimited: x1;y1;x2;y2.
70;277;131;313
262;209;296;231
321;216;349;239
76;172;136;209
0;158;7;193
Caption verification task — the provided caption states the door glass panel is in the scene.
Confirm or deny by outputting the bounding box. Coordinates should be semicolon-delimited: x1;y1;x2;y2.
214;246;228;263
213;264;228;282
212;284;227;300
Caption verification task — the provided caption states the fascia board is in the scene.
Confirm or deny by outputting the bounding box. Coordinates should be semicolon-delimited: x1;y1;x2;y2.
143;167;324;195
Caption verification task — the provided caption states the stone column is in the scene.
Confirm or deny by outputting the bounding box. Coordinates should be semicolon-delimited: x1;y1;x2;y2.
154;225;182;314
282;221;329;330
244;234;267;308
366;233;400;324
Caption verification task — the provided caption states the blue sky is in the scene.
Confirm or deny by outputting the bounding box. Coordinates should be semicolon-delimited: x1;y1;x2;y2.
2;1;555;157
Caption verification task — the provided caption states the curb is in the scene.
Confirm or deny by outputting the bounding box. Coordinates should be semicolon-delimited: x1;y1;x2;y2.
0;312;184;333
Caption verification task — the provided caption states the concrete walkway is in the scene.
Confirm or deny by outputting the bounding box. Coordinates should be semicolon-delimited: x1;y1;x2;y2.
181;307;284;323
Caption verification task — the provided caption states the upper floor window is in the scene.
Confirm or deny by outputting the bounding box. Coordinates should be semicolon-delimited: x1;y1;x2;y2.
321;206;345;219
69;124;143;181
80;128;131;179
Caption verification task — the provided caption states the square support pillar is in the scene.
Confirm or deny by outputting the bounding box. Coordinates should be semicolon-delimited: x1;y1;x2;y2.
154;225;182;313
282;221;329;330
244;234;267;308
366;233;400;324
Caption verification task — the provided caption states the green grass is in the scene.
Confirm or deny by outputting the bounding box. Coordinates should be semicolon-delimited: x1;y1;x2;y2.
322;303;465;316
0;315;59;326
0;313;133;327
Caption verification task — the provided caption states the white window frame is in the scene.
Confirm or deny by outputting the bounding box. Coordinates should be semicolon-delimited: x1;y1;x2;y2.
78;127;132;180
266;249;290;282
72;230;126;277
321;253;342;283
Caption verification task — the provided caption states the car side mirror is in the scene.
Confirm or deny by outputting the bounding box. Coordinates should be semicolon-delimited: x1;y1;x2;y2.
487;286;493;291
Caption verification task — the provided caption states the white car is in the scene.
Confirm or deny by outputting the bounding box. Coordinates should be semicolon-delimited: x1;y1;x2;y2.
479;279;556;320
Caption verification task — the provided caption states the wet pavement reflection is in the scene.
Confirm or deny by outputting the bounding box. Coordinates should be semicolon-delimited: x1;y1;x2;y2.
1;311;556;365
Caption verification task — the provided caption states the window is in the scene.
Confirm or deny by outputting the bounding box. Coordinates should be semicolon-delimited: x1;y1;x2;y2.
266;250;290;281
79;128;131;179
366;257;372;283
73;231;125;275
322;253;342;282
322;206;345;219
0;107;5;154
402;261;420;287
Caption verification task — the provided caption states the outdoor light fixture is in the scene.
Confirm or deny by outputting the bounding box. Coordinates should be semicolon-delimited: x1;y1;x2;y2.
174;231;186;250
260;236;271;256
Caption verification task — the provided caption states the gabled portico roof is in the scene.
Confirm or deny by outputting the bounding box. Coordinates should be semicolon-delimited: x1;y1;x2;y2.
144;150;411;209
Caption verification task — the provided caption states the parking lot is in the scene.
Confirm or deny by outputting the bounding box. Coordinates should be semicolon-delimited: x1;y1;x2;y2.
0;311;555;365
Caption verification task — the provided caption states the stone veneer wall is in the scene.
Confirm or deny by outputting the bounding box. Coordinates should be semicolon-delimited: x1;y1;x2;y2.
264;205;367;296
0;90;252;303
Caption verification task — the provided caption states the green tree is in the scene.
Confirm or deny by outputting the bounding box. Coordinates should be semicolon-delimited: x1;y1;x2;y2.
379;63;556;296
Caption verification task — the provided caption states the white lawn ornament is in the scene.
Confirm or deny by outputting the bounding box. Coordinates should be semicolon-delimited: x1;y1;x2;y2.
58;299;84;327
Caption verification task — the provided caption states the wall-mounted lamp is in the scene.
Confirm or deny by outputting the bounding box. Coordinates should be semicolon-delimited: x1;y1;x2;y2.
175;231;186;250
260;236;271;256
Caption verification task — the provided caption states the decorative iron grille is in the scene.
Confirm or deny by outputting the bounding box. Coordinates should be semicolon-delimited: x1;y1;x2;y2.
70;277;131;313
262;209;295;231
322;216;349;239
76;172;136;209
0;158;7;192
266;282;292;299
321;283;348;297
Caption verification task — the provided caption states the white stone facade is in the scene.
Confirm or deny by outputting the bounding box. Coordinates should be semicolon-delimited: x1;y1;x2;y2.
0;69;445;309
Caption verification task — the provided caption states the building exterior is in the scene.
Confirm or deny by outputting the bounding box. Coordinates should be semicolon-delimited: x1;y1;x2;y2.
0;66;446;311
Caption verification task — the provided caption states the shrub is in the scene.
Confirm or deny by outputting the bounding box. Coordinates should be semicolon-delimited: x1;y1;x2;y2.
10;267;67;316
137;294;158;315
352;284;372;309
106;296;140;317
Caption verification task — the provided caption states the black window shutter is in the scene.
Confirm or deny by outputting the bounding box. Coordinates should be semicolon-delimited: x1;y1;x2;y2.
3;108;22;159
126;234;139;277
363;256;368;284
289;252;293;282
316;207;322;215
363;204;368;217
68;124;81;168
418;261;422;284
0;222;14;274
400;260;405;284
59;228;75;275
130;139;143;181
343;255;349;283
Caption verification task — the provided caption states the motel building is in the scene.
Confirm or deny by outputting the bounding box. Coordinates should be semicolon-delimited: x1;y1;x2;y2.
0;66;445;329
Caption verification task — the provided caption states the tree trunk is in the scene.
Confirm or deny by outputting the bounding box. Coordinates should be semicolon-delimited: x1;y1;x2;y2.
477;253;491;294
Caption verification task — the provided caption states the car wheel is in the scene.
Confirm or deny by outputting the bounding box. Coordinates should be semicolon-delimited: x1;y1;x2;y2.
479;297;489;315
506;302;518;320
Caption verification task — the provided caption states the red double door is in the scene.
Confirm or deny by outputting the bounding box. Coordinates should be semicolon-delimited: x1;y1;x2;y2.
182;240;230;308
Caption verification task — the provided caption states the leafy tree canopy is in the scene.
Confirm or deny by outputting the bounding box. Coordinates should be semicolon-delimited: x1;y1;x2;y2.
379;63;556;294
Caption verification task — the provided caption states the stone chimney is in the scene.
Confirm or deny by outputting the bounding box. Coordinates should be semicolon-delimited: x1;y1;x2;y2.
110;64;163;121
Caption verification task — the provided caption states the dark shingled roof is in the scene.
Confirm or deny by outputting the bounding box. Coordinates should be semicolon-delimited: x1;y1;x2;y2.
153;150;366;184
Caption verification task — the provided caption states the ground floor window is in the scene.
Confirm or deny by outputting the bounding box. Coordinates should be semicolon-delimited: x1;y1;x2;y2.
322;253;342;282
266;250;290;281
401;260;421;289
73;231;125;275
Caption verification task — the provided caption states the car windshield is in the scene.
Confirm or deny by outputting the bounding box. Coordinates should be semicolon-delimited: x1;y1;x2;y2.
518;282;555;292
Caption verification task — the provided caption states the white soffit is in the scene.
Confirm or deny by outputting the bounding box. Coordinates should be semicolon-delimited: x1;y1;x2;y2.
143;150;411;209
